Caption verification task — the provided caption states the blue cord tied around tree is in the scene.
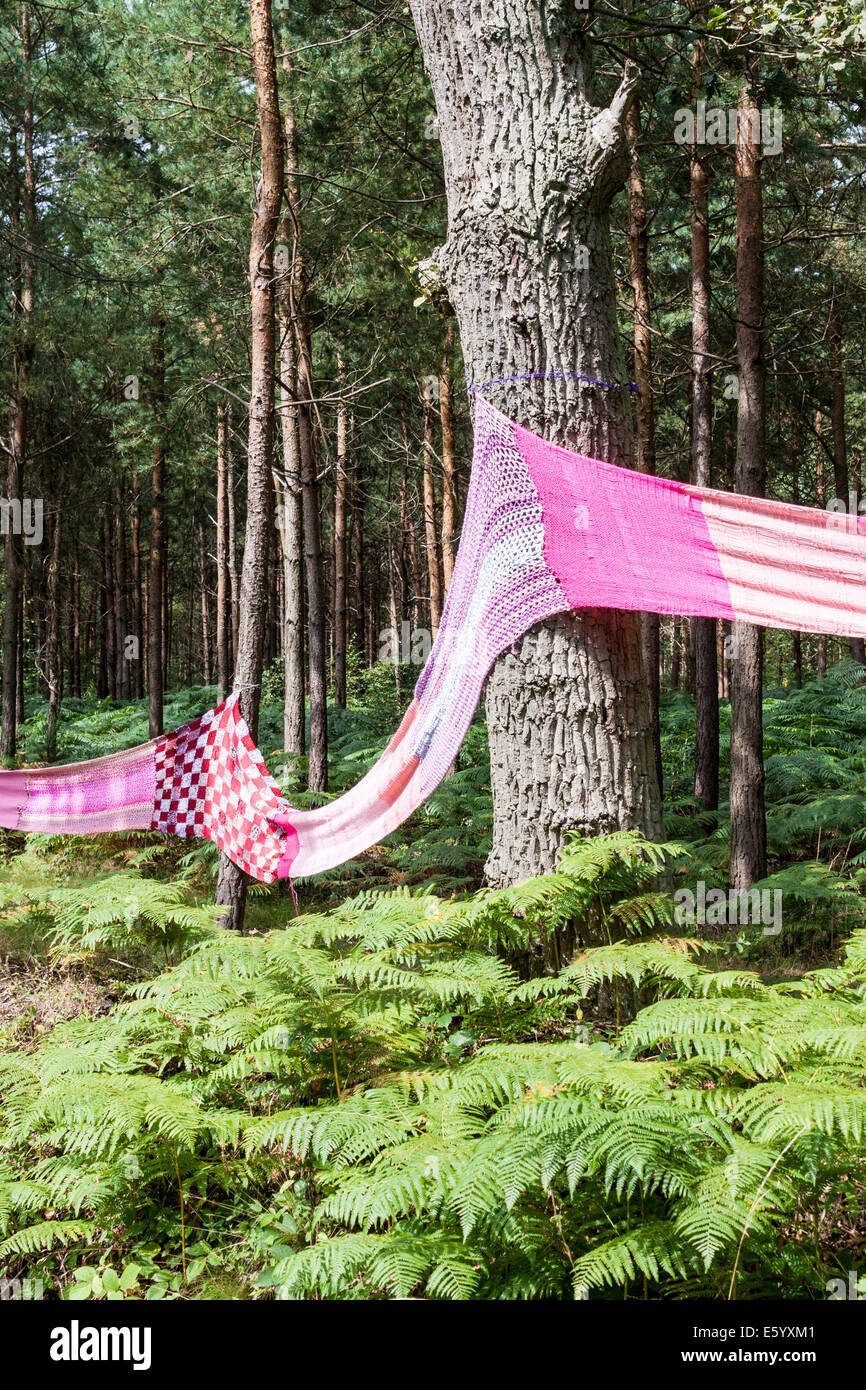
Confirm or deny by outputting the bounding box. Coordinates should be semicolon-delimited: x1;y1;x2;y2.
466;369;641;396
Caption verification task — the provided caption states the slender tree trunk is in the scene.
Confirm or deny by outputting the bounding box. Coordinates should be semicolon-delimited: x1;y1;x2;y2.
216;403;231;700
70;537;81;697
334;352;349;707
44;506;62;760
148;326;166;736
688;14;719;812
199;519;211;684
790;420;803;687
829;295;864;662
102;511;116;699
439;320;459;595
411;4;661;886
227;438;240;673
400;408;423;624
352;447;366;659
816;410;827;676
421;375;442;636
2;18;37;761
275;251;305;754
281;65;327;790
115;488;129;699
627;89;663;800
217;0;285;926
730;77;767;890
129;468;143;697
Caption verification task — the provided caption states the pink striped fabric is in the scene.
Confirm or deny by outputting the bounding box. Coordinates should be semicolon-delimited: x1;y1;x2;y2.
2;397;865;882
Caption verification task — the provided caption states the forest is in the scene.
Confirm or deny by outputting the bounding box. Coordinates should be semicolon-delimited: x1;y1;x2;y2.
1;0;866;1318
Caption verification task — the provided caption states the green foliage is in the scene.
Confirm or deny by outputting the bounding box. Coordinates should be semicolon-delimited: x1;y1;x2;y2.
1;829;865;1300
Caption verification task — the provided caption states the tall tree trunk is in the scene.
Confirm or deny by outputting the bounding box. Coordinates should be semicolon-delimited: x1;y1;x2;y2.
281;63;327;791
216;0;285;929
215;403;231;700
439;320;459;595
199;519;211;684
129;467;143;698
102;511;116;699
352;447;366;660
70;537;81;697
790;419;803;687
730;77;767;890
227;438;240;672
816;410;827;676
627;89;663;800
829;295;864;663
2;15;37;761
275;252;305;755
44;506;62;761
688;12;719;812
410;4;661;887
421;375;443;636
148;325;166;736
400;408;423;623
333;352;349;707
114;487;129;699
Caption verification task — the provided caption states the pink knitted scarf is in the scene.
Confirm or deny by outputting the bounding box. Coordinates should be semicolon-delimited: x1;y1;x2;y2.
3;397;864;881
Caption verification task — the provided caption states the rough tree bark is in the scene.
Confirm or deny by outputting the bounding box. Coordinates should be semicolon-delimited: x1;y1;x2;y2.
215;0;285;929
689;10;719;812
410;1;662;887
730;77;767;889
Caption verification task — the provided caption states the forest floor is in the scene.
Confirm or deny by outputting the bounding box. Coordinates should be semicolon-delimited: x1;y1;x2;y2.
1;664;866;1300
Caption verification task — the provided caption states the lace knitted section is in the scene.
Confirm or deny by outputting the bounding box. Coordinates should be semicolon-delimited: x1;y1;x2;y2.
412;397;570;792
283;398;570;878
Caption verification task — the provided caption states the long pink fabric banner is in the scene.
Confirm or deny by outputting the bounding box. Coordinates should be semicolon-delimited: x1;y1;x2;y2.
3;396;865;882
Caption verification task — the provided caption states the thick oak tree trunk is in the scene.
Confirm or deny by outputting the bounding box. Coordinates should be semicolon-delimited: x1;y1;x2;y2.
730;78;767;890
216;0;285;929
410;2;662;887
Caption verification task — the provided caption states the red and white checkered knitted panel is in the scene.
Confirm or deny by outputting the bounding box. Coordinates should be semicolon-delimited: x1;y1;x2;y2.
151;695;292;883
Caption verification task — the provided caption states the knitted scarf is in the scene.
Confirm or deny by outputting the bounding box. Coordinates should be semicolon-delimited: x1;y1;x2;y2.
3;396;865;881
